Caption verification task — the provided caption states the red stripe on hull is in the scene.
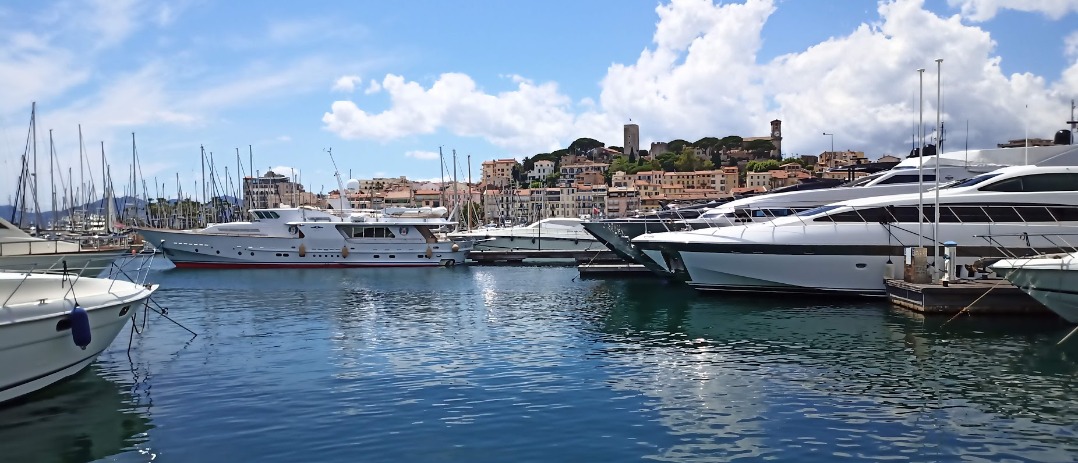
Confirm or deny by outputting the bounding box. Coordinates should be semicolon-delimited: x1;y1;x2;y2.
172;261;449;269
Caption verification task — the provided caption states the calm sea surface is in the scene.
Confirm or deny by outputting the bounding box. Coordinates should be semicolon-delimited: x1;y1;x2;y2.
2;259;1077;462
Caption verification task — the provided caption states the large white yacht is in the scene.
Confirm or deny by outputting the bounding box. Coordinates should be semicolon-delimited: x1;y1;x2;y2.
137;206;472;268
991;251;1078;323
633;165;1078;296
448;217;604;252
0;272;158;403
584;147;1059;276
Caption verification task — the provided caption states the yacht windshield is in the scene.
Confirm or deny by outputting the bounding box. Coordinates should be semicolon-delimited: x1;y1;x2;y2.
838;173;884;187
796;205;842;217
947;172;1002;188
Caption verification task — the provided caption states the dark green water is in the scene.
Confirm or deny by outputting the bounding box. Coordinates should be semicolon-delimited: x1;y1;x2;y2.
2;263;1076;462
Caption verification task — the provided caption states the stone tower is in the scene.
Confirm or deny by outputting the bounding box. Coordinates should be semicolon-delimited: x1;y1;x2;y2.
623;123;640;157
770;119;783;159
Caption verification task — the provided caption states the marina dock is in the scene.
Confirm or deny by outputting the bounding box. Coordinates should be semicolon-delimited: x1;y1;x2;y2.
884;278;1057;316
576;262;652;277
467;249;621;264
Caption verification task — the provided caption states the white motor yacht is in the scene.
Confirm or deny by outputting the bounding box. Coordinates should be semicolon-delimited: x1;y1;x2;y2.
0;272;158;403
991;251;1078;323
448;217;603;252
137;205;472;268
633;165;1078;296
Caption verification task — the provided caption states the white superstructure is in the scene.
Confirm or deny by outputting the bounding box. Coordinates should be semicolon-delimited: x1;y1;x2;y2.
633;166;1078;296
138;206;472;268
448;217;603;252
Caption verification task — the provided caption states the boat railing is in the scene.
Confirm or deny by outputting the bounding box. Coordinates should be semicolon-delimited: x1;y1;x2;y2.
973;232;1078;259
796;204;1078;226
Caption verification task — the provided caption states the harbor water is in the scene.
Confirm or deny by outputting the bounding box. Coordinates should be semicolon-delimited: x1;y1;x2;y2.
2;260;1077;462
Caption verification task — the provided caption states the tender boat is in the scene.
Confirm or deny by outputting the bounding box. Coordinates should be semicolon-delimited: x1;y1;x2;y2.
448;217;604;252
0;272;158;403
137;205;472;268
991;251;1078;323
633;165;1078;296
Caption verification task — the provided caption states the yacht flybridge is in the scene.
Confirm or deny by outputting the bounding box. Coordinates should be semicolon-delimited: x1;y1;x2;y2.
632;165;1078;296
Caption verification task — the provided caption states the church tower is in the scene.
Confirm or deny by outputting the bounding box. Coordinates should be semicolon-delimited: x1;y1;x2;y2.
770;119;783;159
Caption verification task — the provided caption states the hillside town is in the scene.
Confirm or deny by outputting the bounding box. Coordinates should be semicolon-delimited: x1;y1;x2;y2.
241;120;903;225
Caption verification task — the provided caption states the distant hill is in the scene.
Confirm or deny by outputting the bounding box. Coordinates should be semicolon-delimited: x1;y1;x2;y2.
0;195;240;226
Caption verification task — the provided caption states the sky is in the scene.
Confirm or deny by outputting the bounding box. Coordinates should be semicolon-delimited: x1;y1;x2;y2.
3;0;1078;205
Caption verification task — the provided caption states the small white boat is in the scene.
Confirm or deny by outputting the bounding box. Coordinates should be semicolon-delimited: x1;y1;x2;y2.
0;272;158;403
448;217;603;252
991;252;1078;323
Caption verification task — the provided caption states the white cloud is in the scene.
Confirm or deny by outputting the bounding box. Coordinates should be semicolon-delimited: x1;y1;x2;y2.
323;73;576;153
404;150;440;160
268;165;300;178
332;75;361;93
323;0;1078;158
364;79;382;94
277;135;292;142
948;0;1078;21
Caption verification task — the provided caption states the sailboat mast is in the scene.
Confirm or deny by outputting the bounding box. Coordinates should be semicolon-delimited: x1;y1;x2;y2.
439;146;446;209
933;58;943;274
916;68;925;250
31;102;42;229
49;129;57;229
467;154;472;231
452;149;458;224
78;125;85;215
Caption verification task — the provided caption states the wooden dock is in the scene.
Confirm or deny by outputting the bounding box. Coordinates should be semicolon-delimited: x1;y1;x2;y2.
576;263;653;277
884;278;1057;316
467;249;621;265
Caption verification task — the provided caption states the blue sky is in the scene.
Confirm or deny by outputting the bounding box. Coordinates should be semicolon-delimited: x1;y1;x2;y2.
3;0;1078;205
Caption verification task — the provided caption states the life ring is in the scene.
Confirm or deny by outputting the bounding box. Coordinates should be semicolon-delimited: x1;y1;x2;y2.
288;225;299;235
399;227;409;235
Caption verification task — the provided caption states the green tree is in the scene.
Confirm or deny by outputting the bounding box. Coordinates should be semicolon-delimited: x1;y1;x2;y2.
655;152;679;171
718;135;744;150
459;201;484;228
609;155;634;174
781;157;809;168
745;139;776;157
568;137;604;154
674;148;715;172
667;139;690;153
746;159;781;172
544;172;561;187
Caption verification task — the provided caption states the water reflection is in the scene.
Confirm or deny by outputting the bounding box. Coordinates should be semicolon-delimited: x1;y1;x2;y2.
579;279;1078;461
0;365;152;463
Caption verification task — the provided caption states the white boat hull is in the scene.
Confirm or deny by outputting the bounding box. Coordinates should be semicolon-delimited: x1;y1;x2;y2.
140;229;469;268
992;254;1078;322
0;275;156;403
470;235;605;252
636;223;1074;296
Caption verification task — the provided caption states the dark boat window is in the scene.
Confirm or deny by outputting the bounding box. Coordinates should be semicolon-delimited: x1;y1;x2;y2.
877;174;935;185
950;206;990;222
815;208;884;222
980;173;1078;192
984;206;1023;222
1015;207;1056;222
1048;207;1078;221
797;205;841;217
950;173;1001;188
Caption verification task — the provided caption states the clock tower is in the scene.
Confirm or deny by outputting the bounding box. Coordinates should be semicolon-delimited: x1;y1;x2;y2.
770;119;783;159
